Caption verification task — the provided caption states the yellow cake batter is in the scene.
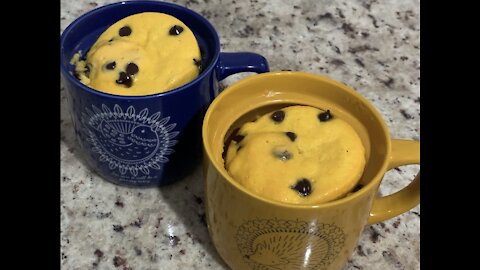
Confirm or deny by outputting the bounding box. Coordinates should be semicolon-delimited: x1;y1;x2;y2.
71;12;201;95
225;105;366;204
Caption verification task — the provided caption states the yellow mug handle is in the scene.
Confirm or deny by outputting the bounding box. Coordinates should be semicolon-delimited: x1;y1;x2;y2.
368;139;420;224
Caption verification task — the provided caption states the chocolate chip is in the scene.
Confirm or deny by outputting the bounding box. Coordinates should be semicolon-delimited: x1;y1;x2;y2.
169;25;184;35
272;149;292;161
291;178;312;196
108;38;114;42
126;63;139;75
105;61;116;70
119;26;132;36
318;110;333;122
285;132;297;142
271;110;285;123
116;72;133;87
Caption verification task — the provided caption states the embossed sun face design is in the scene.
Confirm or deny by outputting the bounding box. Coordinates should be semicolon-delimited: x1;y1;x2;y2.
82;104;178;177
236;219;345;270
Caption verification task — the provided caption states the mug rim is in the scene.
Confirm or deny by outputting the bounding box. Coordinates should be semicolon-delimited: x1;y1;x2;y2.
202;71;392;209
60;0;221;100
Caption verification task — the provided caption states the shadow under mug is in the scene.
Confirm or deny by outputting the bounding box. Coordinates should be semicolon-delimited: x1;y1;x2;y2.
60;1;269;186
202;71;420;270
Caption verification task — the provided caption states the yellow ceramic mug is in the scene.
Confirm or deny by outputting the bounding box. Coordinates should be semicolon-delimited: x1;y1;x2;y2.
202;71;420;270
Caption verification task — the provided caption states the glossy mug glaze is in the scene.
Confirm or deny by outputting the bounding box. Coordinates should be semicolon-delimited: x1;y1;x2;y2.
202;71;420;270
60;1;269;186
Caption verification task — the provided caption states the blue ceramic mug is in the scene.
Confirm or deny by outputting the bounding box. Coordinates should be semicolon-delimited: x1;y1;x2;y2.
60;1;269;187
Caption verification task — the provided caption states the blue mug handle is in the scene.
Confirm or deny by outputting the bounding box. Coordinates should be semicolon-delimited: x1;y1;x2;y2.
216;52;270;81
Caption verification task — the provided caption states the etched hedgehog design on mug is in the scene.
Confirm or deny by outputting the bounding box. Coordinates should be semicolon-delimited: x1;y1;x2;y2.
236;219;345;270
81;104;178;177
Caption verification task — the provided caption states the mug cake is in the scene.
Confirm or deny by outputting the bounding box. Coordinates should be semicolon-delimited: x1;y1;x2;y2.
225;105;366;204
71;12;202;96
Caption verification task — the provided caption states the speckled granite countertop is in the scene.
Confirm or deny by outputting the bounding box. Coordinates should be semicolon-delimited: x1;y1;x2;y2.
61;0;420;269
